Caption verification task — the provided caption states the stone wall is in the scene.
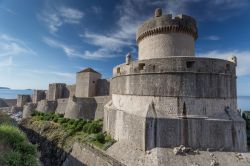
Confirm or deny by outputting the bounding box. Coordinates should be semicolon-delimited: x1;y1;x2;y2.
63;142;125;166
75;72;101;98
3;99;17;107
96;79;110;96
64;85;76;98
32;90;46;103
112;57;236;98
47;83;66;100
104;102;247;152
0;98;8;107
36;100;57;113
23;103;37;118
111;94;237;118
138;33;195;60
17;95;31;107
55;98;69;115
64;96;111;120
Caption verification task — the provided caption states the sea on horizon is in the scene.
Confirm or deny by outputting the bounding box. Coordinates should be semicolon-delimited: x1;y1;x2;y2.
0;89;250;111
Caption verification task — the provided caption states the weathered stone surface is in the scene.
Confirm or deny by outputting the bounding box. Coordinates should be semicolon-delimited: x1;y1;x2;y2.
17;95;31;107
96;79;110;96
47;83;66;100
75;68;101;98
64;96;111;120
55;98;69;115
104;9;247;154
106;141;250;166
0;98;8;107
36;99;57;113
32;90;46;103
23;103;37;118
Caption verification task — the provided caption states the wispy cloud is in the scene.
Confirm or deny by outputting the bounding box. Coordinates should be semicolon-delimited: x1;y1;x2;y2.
197;50;250;76
23;68;75;78
79;0;249;60
0;7;16;15
0;34;36;57
40;6;84;33
43;37;116;60
202;35;221;41
0;56;13;67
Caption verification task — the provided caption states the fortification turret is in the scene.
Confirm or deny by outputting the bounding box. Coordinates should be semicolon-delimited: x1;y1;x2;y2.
75;68;101;97
104;9;247;152
137;8;198;60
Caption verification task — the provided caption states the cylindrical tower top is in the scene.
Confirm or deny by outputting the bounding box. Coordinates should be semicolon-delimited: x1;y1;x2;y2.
137;9;198;60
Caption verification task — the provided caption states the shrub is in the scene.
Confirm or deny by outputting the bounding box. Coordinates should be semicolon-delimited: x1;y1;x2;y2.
96;133;105;143
0;151;22;166
15;143;36;156
21;154;38;166
68;119;75;125
82;122;102;134
58;114;64;118
0;125;26;147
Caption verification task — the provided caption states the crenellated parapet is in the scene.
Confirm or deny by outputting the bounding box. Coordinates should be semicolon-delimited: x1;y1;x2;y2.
137;9;198;60
136;13;198;43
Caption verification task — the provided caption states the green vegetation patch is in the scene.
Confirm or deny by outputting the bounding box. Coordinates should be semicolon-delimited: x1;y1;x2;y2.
242;111;250;151
31;111;115;150
0;112;38;166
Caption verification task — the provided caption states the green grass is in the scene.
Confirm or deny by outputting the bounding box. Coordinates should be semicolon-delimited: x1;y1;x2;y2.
242;112;250;151
31;111;115;150
0;112;38;166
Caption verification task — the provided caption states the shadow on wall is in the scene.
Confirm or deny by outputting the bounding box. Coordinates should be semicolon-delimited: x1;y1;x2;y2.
145;117;246;152
64;96;111;120
20;126;86;166
65;98;98;120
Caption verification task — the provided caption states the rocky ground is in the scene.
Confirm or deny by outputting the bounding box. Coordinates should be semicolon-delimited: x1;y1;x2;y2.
107;141;250;166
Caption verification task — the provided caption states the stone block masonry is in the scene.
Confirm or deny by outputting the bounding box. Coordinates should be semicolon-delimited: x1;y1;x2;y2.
104;8;247;153
17;95;31;107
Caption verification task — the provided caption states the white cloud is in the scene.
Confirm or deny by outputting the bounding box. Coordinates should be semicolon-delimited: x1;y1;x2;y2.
0;56;13;67
43;37;116;60
197;50;250;76
202;35;221;41
0;34;36;57
40;6;84;33
82;32;132;51
23;68;75;78
0;7;16;15
58;7;84;24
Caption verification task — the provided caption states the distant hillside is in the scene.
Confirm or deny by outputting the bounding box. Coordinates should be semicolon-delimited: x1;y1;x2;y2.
0;87;10;89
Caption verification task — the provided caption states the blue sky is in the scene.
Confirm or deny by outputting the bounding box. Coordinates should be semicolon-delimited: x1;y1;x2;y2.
0;0;250;96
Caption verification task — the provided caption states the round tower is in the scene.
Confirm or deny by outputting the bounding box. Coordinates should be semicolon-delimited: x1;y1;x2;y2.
137;8;198;60
104;9;246;152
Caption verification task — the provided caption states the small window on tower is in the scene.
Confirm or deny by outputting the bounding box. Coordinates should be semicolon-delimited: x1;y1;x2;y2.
225;64;230;71
186;61;195;68
117;67;120;74
92;81;95;84
139;63;145;70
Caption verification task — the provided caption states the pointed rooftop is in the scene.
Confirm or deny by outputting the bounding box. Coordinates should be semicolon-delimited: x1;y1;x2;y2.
77;67;101;74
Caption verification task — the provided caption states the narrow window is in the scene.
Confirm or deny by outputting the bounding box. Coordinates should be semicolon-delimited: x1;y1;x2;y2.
117;67;120;74
225;64;230;71
139;63;145;70
186;61;195;68
183;102;187;116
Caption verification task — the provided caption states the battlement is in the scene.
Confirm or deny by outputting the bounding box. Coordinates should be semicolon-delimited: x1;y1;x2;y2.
136;9;198;43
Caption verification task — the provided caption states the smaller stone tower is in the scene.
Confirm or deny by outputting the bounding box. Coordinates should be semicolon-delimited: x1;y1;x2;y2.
75;68;101;97
137;8;197;60
47;83;66;100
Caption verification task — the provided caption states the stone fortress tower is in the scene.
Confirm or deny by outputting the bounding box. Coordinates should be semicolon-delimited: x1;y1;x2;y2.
104;8;247;152
75;68;101;97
